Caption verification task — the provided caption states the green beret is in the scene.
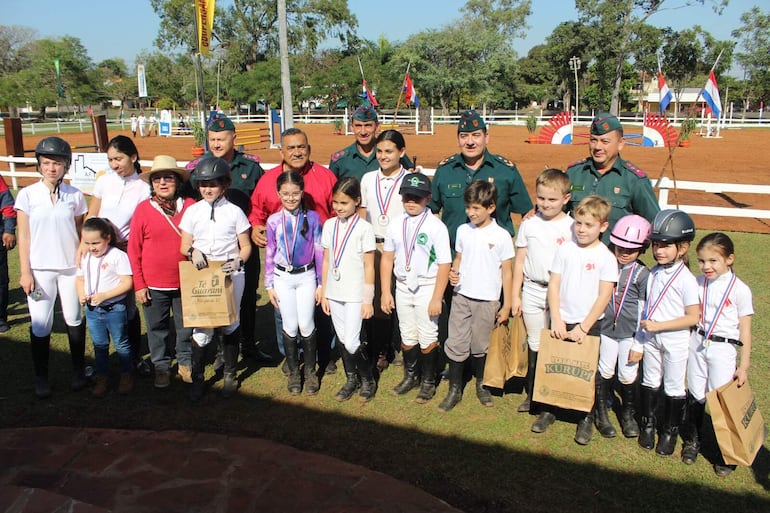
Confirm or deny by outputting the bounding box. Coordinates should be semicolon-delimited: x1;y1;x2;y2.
590;113;622;135
207;114;235;132
352;104;378;122
457;110;486;132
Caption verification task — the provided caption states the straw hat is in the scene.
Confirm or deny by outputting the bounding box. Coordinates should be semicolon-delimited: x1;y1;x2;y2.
140;155;190;183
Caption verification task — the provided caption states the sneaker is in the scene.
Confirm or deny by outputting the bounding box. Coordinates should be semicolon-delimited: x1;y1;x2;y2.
118;373;134;394
154;370;171;389
135;359;152;377
93;375;108;397
177;365;192;384
0;319;10;333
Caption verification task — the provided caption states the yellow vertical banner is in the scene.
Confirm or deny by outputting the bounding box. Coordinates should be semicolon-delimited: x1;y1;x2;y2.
195;0;216;55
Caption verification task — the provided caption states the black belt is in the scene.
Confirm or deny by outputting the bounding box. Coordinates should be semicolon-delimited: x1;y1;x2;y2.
527;278;548;287
696;328;743;346
276;262;314;274
375;236;385;243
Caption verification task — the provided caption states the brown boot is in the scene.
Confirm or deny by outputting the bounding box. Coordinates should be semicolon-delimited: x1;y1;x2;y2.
118;373;134;395
92;375;108;397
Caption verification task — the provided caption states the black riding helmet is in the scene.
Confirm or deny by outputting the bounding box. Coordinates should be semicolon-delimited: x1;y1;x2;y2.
191;156;232;185
649;209;695;243
35;136;72;168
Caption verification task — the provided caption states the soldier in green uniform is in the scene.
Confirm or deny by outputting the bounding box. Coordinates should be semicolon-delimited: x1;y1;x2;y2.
565;112;660;244
430;110;532;247
186;114;269;361
329;105;413;181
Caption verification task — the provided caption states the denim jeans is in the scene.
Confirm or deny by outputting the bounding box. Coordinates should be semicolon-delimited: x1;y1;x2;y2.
142;288;192;371
86;301;132;375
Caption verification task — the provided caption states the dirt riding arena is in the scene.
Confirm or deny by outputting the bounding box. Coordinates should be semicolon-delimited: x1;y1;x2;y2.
9;123;770;234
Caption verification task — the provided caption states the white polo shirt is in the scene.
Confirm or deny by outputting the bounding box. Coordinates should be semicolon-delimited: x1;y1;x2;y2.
644;262;699;345
696;272;752;340
15;180;87;270
551;240;617;323
179;197;251;261
515;213;574;284
322;215;376;302
384;208;452;283
77;247;133;304
360;168;407;239
92;171;150;240
454;219;514;301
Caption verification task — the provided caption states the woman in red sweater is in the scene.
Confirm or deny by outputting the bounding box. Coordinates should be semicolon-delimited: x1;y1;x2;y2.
127;156;195;389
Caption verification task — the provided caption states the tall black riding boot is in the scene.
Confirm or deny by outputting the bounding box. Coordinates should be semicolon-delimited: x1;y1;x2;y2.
594;374;617;438
639;385;660;450
301;330;319;395
472;355;493;407
620;382;640;438
282;331;302;395
30;329;51;399
415;345;439;404
355;345;377;402
518;348;537;413
66;323;88;391
334;346;360;401
438;359;464;412
221;329;240;398
681;395;705;464
656;395;686;456
393;344;420;395
190;342;207;402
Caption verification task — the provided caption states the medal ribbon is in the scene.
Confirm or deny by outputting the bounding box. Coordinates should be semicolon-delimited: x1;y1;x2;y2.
85;248;110;298
332;214;359;270
375;168;405;217
282;209;302;266
402;209;429;270
642;261;685;320
700;272;737;340
611;262;639;325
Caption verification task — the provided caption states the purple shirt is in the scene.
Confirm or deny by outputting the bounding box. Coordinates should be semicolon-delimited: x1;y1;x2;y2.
265;207;324;288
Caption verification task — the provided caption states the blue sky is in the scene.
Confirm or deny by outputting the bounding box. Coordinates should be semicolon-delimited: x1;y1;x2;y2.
3;0;755;67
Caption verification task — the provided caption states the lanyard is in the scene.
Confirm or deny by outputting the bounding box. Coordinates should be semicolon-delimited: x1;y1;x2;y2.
282;209;303;265
611;262;640;326
375;168;405;216
642;261;684;320
85;248;110;297
701;272;737;339
331;214;359;270
402;209;429;270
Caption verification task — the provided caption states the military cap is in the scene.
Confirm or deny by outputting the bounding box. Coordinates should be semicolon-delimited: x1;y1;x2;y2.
399;172;432;198
590;112;622;135
457;110;487;132
207;114;235;132
352;104;378;122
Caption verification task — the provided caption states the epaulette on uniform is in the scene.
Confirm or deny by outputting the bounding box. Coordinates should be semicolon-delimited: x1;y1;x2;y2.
242;153;261;163
330;150;345;162
186;156;202;171
566;157;589;169
493;154;516;168
625;160;647;178
437;154;458;167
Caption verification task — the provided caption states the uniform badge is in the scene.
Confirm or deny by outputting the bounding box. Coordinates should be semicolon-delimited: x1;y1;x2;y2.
487;177;494;184
614;187;621;194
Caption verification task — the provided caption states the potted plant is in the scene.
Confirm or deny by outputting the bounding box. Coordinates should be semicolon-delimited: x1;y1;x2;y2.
191;122;206;157
526;113;538;143
678;116;697;147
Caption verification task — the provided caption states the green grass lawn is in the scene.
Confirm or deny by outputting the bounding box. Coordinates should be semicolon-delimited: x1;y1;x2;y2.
1;230;768;513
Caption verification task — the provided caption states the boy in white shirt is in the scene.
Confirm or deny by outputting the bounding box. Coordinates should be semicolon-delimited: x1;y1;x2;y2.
381;173;451;404
512;169;574;415
438;181;513;412
539;195;617;445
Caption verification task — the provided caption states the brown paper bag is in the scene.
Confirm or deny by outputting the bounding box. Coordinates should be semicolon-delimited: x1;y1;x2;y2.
483;322;509;388
706;378;766;466
179;261;238;328
505;315;528;379
532;329;599;412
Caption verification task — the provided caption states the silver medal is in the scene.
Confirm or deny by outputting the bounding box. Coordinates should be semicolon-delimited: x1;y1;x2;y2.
285;264;293;272
378;214;389;226
404;265;412;272
332;268;341;281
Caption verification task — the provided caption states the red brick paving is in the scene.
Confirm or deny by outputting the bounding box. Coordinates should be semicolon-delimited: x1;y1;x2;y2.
0;427;462;513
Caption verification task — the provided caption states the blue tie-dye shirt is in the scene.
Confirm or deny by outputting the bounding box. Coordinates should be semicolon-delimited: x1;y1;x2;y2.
265;207;324;288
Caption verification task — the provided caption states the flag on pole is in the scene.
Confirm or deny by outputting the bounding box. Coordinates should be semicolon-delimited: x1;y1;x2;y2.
363;80;379;107
54;59;64;98
137;64;148;98
657;72;672;115
403;73;420;107
701;70;722;118
195;0;216;55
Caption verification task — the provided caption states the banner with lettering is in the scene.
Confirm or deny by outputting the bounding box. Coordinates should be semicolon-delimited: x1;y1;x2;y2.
533;330;599;412
195;0;216;55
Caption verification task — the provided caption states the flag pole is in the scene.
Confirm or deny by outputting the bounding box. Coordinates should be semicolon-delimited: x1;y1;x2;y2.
392;62;411;125
653;53;681;207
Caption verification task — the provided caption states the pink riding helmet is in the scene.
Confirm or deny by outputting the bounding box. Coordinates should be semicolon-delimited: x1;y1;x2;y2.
610;214;652;249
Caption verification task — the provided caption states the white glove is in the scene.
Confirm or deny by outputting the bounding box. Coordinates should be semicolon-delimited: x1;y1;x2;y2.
189;248;208;270
221;257;243;275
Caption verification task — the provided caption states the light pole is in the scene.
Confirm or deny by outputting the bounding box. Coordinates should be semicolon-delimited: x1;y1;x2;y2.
569;56;581;122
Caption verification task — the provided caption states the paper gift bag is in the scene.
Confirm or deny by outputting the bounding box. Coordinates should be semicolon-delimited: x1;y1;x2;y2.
532;329;599;412
706;378;766;466
483;322;509;389
505;315;528;379
179;261;238;328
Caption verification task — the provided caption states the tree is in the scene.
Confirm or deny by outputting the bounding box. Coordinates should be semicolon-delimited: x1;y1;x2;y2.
732;6;770;111
0;25;36;75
